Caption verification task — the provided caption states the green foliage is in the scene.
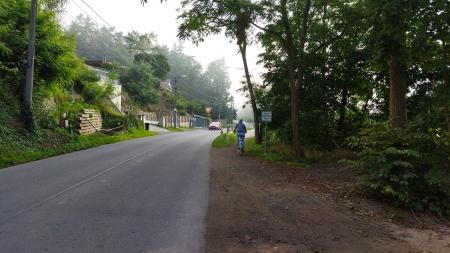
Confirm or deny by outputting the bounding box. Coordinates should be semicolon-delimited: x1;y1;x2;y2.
165;127;184;132
120;62;160;105
67;15;133;65
0;128;156;169
345;122;450;216
299;110;337;150
134;52;170;79
124;30;158;55
0;0;83;93
246;135;294;162
82;82;114;103
173;0;450;217
167;46;236;119
212;133;237;148
125;114;144;129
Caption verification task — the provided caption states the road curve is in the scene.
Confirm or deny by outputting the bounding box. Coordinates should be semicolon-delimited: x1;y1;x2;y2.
0;130;219;253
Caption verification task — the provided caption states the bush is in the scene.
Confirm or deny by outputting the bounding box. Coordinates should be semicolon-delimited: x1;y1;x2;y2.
82;82;114;104
299;110;337;150
125;114;144;129
344;122;450;216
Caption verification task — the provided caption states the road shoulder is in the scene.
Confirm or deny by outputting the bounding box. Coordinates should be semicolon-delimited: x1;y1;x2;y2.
206;146;450;253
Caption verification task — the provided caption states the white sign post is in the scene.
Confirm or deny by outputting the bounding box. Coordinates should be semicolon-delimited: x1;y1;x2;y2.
261;111;272;122
261;111;272;153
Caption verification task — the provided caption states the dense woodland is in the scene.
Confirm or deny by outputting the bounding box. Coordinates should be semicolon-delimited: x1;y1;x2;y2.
161;0;449;216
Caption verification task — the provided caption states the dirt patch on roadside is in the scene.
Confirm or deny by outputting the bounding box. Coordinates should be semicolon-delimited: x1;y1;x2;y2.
205;147;450;253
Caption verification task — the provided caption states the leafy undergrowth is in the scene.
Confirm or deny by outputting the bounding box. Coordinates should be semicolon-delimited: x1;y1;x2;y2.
246;137;292;160
0;128;156;169
212;133;236;148
344;122;450;217
246;137;355;168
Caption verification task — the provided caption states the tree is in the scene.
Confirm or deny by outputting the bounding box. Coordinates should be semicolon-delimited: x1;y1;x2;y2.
134;52;170;79
365;0;421;128
1;0;83;130
68;15;133;65
124;31;157;55
120;62;160;105
278;0;312;157
22;0;75;132
177;0;263;143
203;58;234;120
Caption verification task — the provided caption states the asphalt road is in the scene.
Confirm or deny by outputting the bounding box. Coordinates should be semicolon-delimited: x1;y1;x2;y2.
0;130;219;253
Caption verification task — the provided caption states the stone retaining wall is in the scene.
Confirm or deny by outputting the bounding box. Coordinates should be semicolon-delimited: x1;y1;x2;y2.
78;109;102;135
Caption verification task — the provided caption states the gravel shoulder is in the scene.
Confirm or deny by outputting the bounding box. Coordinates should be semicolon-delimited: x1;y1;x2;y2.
206;146;450;253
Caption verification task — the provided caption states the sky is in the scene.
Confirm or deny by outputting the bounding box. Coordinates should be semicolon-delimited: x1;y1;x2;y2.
62;0;265;109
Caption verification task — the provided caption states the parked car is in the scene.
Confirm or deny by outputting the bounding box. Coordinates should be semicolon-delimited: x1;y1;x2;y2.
208;121;221;130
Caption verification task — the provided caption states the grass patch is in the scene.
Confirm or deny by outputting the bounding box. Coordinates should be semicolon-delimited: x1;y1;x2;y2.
0;128;156;169
245;137;305;165
179;127;198;131
246;137;355;167
212;133;237;148
165;127;184;132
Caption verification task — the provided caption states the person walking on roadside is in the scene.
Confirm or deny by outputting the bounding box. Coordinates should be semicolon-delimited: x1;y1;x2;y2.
233;119;247;153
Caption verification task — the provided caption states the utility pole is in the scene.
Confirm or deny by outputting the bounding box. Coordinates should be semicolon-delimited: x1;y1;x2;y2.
231;99;235;120
23;0;38;132
218;101;221;122
170;74;186;128
172;78;178;128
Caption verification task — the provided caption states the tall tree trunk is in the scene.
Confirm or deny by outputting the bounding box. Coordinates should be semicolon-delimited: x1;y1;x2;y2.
22;0;38;132
389;56;407;128
280;0;311;158
338;84;348;133
239;42;261;144
442;40;450;149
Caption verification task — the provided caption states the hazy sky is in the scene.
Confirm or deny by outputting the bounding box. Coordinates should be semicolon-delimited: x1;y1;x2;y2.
62;0;265;108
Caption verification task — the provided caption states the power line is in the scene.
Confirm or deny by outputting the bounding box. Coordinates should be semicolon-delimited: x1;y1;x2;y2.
69;0;171;71
175;79;218;103
63;1;231;113
70;0;91;19
77;0;112;27
68;0;229;106
67;0;133;63
68;0;176;74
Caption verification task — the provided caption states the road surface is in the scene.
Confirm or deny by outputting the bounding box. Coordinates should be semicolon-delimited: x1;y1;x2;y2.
0;130;219;253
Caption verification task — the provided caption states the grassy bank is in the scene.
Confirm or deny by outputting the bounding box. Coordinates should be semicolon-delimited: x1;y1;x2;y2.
246;137;353;167
165;127;184;132
246;137;298;163
0;129;156;169
164;127;199;132
212;133;237;148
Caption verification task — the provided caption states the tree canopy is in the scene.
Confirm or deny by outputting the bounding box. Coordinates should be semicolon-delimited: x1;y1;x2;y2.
171;0;450;215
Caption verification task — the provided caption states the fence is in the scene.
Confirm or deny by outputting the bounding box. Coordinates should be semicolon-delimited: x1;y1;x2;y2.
137;111;210;129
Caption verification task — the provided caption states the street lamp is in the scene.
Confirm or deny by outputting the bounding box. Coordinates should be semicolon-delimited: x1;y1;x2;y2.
171;74;186;128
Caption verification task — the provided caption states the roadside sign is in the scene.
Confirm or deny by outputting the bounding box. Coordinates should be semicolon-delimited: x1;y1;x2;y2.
261;111;272;122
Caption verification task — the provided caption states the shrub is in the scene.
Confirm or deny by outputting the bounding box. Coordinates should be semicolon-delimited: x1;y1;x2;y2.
82;82;114;104
344;122;450;216
125;114;143;129
299;110;337;150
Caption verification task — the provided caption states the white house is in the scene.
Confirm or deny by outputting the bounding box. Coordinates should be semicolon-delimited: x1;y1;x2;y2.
86;62;122;112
